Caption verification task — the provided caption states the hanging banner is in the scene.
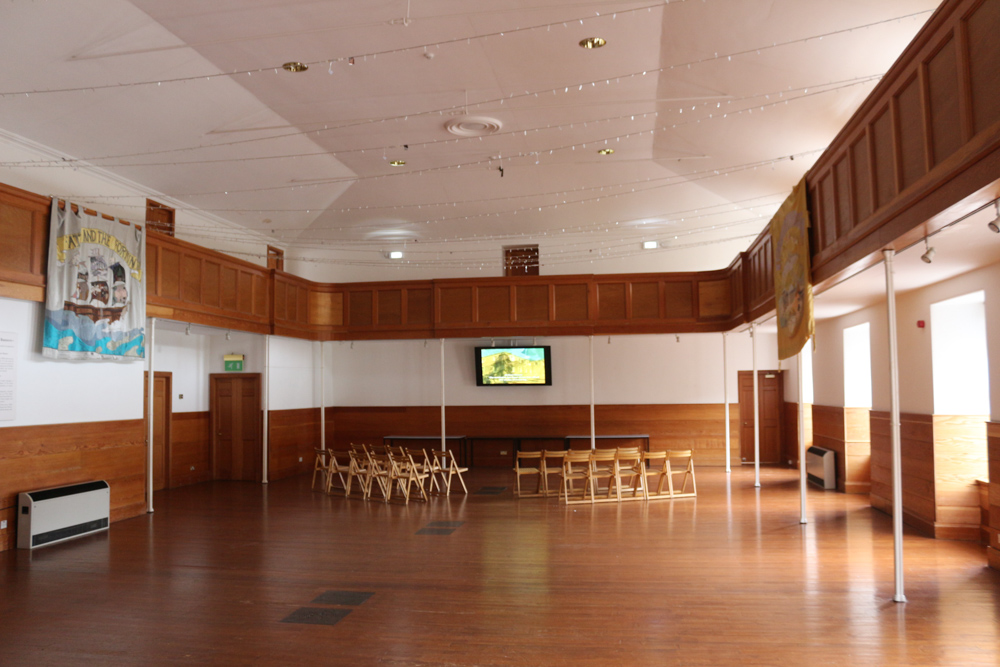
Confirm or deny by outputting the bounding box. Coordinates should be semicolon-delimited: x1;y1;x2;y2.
42;199;146;360
771;178;814;360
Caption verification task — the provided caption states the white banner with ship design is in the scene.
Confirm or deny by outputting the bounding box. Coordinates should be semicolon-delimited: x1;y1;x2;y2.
43;199;146;360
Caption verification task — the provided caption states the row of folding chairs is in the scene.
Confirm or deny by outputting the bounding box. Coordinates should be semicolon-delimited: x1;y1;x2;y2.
312;444;468;504
513;447;696;504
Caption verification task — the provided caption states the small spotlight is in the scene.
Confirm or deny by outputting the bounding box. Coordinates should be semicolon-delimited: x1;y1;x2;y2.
388;251;403;259
281;62;308;73
988;201;1000;233
921;238;935;264
226;331;231;341
389;160;406;167
579;37;607;49
185;324;192;336
642;240;658;249
598;148;614;155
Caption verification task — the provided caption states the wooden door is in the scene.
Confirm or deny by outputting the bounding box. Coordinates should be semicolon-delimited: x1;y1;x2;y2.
210;374;262;482
738;370;784;464
143;371;172;491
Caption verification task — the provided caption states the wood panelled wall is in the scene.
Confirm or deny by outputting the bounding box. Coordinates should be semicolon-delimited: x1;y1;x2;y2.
169;412;212;489
267;407;321;481
325;404;740;468
811;405;872;494
808;0;1000;286
988;422;1000;568
871;411;988;540
0;419;147;550
782;402;813;469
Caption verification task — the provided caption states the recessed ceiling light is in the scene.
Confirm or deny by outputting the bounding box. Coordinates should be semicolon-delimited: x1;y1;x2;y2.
579;37;607;49
388;251;403;259
598;148;615;155
389;160;406;166
642;241;658;250
282;62;308;73
445;116;503;137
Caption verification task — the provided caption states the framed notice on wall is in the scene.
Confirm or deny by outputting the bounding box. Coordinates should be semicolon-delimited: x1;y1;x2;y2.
0;332;15;421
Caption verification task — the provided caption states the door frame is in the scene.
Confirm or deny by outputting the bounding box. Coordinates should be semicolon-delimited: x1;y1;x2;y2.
737;370;784;464
144;370;173;490
209;373;262;481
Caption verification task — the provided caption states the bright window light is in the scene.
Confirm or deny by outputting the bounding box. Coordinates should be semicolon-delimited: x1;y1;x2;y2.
930;291;989;415
843;322;872;408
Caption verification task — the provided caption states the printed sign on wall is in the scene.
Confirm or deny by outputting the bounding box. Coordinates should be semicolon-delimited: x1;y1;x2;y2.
0;332;15;420
43;200;146;360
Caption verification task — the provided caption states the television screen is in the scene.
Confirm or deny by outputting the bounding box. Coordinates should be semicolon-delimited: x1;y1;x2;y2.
475;346;552;386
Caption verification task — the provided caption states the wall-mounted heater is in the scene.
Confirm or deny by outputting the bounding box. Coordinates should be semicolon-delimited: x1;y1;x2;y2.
806;446;836;490
17;481;111;549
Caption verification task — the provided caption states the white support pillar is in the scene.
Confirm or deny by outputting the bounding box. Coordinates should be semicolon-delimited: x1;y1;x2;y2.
145;317;156;514
883;249;907;603
262;334;269;484
589;335;596;450
798;350;807;524
752;322;760;487
723;332;731;473
440;339;447;452
319;342;326;451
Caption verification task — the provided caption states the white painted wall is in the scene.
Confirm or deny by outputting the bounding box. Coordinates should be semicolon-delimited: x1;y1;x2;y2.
0;296;143;426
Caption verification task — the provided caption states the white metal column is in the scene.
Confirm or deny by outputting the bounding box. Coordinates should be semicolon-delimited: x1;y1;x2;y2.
145;317;156;514
262;334;269;484
752;322;760;487
589;335;596;450
723;332;731;473
883;249;907;603
440;339;447;452
798;350;807;524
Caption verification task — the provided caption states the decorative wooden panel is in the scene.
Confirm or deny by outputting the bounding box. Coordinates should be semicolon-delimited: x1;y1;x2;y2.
407;288;433;325
515;284;548;322
698;279;731;319
203;261;220;308
811;405;871;494
663;281;693;319
553;284;588;321
348;290;373;327
170;412;211;488
597;283;626;320
378;290;402;326
438;286;473;324
631;282;659;319
182;255;201;303
0;183;48;302
896;74;927;191
850;134;873;224
268;407;321;481
988;422;1000;569
967;0;1000;134
926;34;962;165
932;414;988;541
221;266;237;310
161;248;181;299
871;108;896;210
478;285;510;323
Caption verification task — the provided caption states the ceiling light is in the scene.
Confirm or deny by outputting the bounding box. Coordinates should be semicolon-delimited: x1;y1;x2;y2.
642;241;658;250
598;148;614;155
920;238;935;264
445;116;502;137
388;251;403;259
281;62;308;73
579;37;607;49
389;160;406;167
988;201;1000;233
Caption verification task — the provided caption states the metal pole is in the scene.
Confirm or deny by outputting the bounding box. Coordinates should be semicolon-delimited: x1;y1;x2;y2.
589;335;596;450
798;350;807;524
145;317;156;514
723;332;731;473
440;339;446;452
883;249;907;603
752;322;760;487
320;342;326;451
262;335;269;484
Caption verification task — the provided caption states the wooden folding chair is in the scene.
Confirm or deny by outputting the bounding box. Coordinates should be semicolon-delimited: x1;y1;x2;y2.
639;451;671;501
324;450;351;495
586;448;618;503
345;448;373;499
610;447;644;502
666;449;697;498
432;449;468;495
513;451;543;497
366;451;393;502
539;450;566;497
560;449;592;503
311;447;329;491
407;448;441;495
399;449;430;502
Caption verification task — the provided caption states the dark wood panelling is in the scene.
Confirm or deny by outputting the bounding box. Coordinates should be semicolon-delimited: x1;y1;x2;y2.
834;157;853;236
514;284;548;322
631;282;659;319
811;405;871;494
0;183;48;302
237;271;253;314
870;411;936;537
477;285;510;323
850;135;874;223
553;283;588;321
203;261;220;308
407;288;433;325
348;290;373;327
927;34;962;165
170;412;211;488
0;419;147;551
663;282;694;319
698;280;731;319
182;255;201;303
988;422;1000;568
268;408;320;482
438;286;473;324
871;108;896;210
161;248;181;299
221;266;237;310
896;74;927;190
377;290;402;326
967;0;1000;134
597;283;626;320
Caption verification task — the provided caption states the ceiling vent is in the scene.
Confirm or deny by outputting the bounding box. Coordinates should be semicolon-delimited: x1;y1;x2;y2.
445;116;502;137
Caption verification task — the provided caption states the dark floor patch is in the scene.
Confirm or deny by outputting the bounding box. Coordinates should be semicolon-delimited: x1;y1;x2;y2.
281;607;352;626
416;527;457;535
475;486;507;495
426;521;464;528
311;590;374;606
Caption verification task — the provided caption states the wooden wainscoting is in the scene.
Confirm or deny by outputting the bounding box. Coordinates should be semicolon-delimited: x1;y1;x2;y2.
267;407;321;481
169;412;212;489
988;422;1000;569
782;402;813;468
327;404;739;468
0;419;147;552
811;405;871;494
870;411;936;536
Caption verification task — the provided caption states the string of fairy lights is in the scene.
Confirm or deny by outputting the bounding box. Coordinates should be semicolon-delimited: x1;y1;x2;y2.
0;3;934;270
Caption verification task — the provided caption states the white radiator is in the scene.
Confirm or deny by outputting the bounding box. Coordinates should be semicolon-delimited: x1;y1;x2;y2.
806;446;836;490
17;481;110;549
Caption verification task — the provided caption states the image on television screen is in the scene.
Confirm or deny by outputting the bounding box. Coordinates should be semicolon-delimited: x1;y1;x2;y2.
476;346;551;386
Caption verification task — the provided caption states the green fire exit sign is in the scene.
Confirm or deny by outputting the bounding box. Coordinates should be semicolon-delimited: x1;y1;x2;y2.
224;354;244;372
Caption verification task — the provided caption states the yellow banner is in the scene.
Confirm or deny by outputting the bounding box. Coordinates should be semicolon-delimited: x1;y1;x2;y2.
770;178;814;360
55;227;143;281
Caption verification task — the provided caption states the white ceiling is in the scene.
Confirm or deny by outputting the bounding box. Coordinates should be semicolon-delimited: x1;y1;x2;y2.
6;0;996;302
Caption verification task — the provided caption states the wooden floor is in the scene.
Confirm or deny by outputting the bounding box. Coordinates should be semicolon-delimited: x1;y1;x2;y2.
2;467;999;666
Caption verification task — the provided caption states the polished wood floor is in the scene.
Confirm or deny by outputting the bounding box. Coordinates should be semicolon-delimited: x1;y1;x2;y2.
2;467;998;666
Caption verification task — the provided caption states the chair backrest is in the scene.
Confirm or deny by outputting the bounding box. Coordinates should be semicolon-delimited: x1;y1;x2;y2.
515;451;542;470
434;449;458;470
642;450;668;470
563;449;592;469
615;447;643;467
590;449;617;464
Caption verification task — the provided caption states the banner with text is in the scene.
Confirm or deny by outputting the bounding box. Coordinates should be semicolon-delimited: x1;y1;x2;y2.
43;199;146;360
770;178;814;360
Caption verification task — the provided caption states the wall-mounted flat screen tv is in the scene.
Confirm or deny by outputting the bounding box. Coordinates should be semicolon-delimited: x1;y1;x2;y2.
475;346;552;386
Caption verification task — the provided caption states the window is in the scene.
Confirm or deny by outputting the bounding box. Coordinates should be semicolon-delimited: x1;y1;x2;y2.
843;322;872;408
930;291;989;415
504;245;539;276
